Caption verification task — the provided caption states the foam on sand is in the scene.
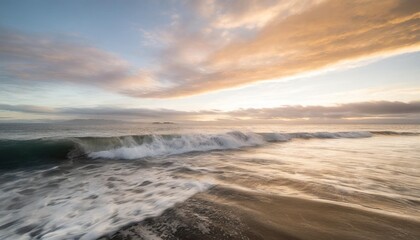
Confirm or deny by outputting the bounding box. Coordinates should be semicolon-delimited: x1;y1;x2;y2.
0;163;212;240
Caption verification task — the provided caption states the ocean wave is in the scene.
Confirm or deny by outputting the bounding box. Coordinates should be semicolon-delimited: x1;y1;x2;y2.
0;139;76;169
370;131;420;136
262;131;373;141
88;131;265;160
0;130;417;166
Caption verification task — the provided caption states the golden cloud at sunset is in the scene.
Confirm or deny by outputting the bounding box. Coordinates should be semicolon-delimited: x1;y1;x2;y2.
0;0;419;100
127;0;420;98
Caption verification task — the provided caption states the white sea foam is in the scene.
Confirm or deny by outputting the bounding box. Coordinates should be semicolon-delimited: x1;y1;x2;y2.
88;131;265;160
0;163;212;240
86;131;372;160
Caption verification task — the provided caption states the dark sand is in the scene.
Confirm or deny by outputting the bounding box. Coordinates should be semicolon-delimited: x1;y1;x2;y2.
99;186;420;240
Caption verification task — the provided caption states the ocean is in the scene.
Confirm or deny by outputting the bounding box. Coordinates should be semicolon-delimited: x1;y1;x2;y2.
0;123;419;240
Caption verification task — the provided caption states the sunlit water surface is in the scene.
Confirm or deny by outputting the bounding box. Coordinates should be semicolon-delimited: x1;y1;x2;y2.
0;123;419;239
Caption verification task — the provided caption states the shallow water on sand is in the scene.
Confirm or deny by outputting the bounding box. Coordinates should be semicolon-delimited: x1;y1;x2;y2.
0;123;419;239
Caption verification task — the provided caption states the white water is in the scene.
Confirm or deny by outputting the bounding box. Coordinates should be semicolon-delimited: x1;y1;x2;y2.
0;163;212;240
88;131;264;160
87;131;373;160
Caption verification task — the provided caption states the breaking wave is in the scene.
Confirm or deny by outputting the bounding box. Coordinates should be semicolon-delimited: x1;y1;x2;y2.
0;131;417;167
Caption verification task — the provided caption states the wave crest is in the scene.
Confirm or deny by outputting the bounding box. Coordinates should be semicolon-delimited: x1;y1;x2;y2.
88;131;265;160
1;130;417;166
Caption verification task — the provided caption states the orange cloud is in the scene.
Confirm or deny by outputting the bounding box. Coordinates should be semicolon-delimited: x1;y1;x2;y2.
1;1;418;99
129;0;420;98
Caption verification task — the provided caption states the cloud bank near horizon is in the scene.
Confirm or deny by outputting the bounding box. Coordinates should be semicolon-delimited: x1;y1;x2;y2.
1;101;420;123
0;0;419;98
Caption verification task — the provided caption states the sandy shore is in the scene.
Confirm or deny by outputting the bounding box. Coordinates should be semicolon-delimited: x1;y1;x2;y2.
98;186;420;240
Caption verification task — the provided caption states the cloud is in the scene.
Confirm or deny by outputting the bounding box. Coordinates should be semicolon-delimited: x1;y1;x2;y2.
127;0;420;98
0;29;156;92
0;104;55;114
0;29;126;83
0;104;217;121
190;0;323;30
1;1;419;99
229;101;420;120
1;101;419;123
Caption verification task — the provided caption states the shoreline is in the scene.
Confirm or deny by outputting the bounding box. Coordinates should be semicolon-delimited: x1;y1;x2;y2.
99;186;420;240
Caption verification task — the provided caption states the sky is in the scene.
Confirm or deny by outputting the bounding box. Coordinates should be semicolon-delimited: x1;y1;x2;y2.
0;0;419;123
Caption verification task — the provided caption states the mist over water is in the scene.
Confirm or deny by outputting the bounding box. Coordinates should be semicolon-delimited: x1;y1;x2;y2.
0;123;419;239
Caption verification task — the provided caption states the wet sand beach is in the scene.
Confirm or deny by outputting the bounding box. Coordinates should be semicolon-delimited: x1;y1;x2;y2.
103;186;420;240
